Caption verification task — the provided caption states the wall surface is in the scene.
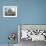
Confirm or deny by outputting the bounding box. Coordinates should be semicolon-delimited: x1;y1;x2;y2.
0;0;46;44
0;0;18;44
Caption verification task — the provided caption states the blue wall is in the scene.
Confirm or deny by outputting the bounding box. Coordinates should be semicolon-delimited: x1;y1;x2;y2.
0;0;46;44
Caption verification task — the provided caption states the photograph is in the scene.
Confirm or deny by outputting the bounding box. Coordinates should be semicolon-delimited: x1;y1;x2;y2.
3;6;17;17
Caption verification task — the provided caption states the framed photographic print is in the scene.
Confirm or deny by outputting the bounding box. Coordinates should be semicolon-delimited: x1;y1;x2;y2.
3;6;17;17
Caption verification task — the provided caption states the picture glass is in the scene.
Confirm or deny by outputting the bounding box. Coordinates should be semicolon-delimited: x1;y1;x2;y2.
3;6;17;17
